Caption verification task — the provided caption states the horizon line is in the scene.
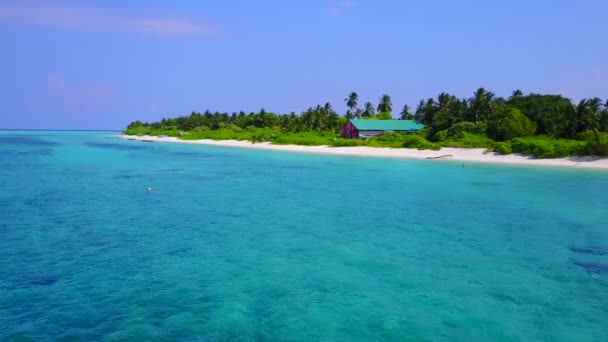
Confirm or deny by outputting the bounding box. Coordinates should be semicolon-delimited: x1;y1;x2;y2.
0;128;123;132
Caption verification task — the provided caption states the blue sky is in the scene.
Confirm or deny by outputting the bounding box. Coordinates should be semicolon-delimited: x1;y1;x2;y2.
1;0;606;129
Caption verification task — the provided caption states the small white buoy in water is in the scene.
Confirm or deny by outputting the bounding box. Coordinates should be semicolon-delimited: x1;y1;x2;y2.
147;187;152;192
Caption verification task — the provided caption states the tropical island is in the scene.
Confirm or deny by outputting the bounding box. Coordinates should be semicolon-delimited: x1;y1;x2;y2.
124;88;608;160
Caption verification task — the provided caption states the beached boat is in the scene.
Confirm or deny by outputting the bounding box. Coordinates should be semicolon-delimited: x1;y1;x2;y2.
426;155;453;160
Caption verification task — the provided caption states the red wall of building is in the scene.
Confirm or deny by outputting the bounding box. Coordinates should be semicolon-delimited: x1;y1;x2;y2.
340;121;359;139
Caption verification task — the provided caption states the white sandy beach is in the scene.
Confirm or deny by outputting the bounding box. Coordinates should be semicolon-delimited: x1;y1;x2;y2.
121;135;608;170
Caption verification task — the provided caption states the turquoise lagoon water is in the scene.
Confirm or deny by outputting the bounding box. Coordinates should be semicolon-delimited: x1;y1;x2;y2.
1;131;607;341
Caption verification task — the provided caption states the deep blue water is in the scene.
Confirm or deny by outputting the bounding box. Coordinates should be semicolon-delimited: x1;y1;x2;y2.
1;131;607;341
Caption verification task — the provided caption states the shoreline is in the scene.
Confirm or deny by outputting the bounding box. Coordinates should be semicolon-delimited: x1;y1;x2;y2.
121;135;608;170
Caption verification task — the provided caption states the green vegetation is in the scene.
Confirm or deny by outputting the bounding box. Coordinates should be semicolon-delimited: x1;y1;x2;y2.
487;107;536;141
399;135;441;150
509;137;587;158
494;142;513;155
370;112;393;120
125;89;608;158
272;132;334;146
180;129;253;141
440;133;495;149
580;132;608;156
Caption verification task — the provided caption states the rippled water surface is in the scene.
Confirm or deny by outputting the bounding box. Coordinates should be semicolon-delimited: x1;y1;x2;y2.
1;131;607;341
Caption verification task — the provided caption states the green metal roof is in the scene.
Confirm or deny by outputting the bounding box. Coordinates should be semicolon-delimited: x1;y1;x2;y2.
350;119;425;131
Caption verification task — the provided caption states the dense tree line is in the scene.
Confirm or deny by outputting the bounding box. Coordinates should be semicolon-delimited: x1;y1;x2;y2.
128;88;608;140
126;88;608;157
414;88;608;141
128;104;344;133
128;91;411;134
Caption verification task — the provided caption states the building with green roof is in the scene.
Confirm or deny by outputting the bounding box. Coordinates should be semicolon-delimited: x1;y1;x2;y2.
341;119;425;139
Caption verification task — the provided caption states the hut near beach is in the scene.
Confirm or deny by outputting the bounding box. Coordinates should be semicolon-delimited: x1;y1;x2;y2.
340;119;425;139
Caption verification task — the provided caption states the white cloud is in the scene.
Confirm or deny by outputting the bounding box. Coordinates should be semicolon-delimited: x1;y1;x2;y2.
327;1;354;16
0;1;218;37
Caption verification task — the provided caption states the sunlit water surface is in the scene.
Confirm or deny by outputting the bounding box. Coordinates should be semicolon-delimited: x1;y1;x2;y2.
1;131;607;341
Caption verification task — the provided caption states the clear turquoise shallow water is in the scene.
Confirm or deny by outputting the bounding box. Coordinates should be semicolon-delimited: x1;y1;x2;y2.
1;131;607;341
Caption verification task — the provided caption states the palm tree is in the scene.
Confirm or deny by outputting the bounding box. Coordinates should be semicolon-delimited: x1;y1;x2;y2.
601;100;608;132
469;87;495;124
400;104;414;120
345;92;358;117
377;94;393;114
437;92;456;112
416;98;438;125
363;102;375;117
511;89;523;98
323;102;339;130
572;98;602;134
415;99;425;124
355;108;364;119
